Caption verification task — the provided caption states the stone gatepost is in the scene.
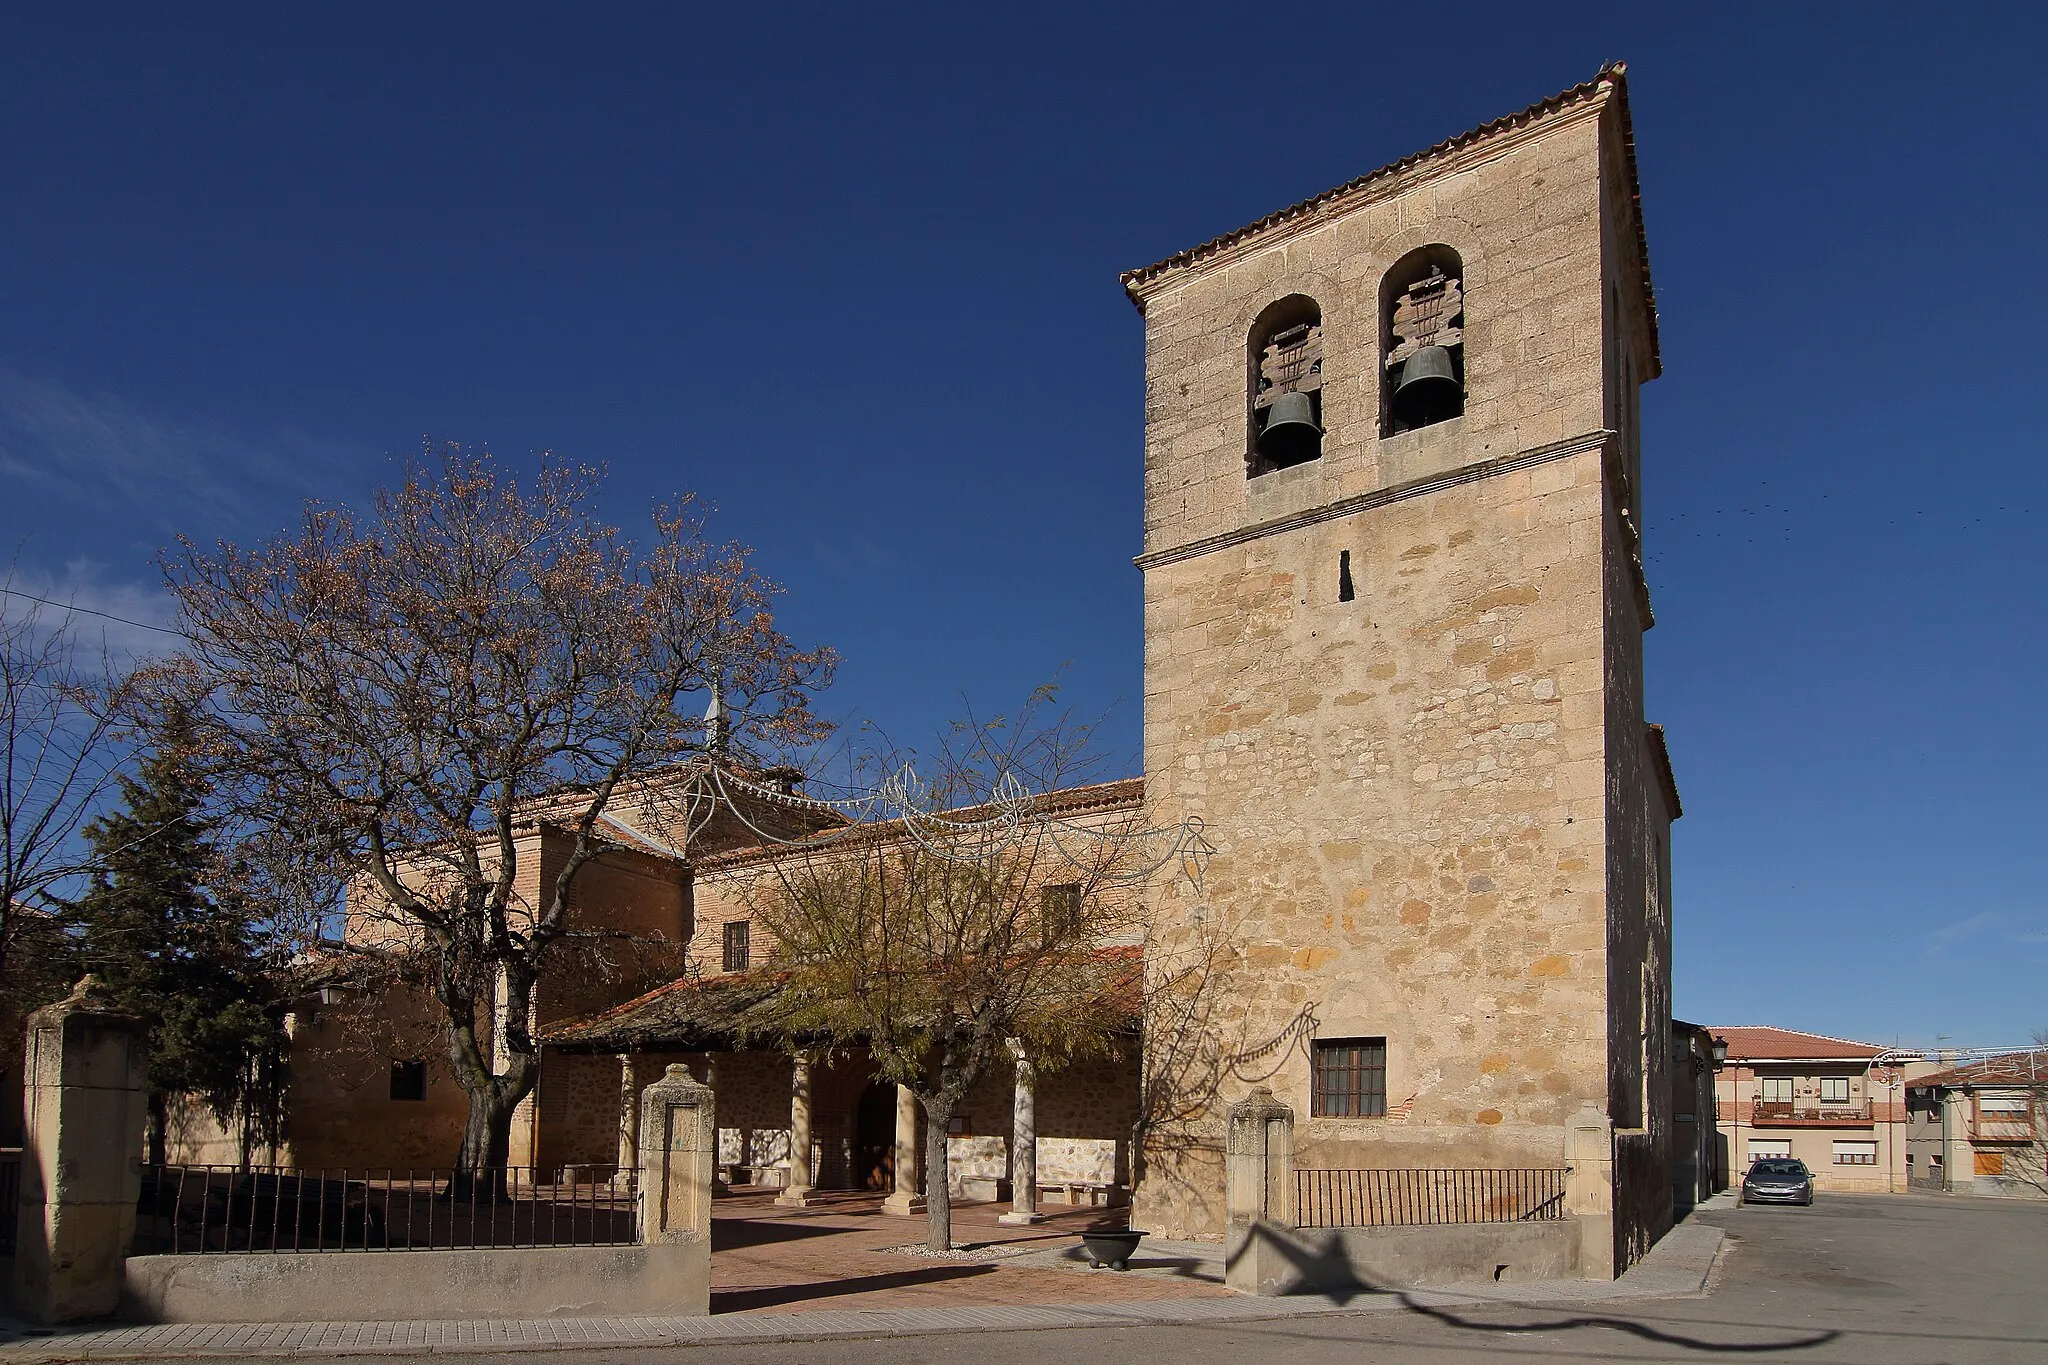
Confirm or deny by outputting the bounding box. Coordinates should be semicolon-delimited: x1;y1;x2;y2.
14;983;150;1324
1564;1103;1615;1279
1223;1088;1295;1296
638;1064;715;1250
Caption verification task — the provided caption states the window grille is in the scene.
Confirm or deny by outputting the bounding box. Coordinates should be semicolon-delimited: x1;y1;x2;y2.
1039;883;1083;946
722;919;751;973
1312;1038;1387;1118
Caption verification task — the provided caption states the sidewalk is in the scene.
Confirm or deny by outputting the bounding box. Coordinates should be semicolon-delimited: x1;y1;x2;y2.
0;1219;1724;1360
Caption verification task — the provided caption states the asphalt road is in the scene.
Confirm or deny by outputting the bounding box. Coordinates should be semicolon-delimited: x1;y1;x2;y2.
205;1193;2048;1364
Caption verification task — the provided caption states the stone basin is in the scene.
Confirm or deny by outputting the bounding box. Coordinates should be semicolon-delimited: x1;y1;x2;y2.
1079;1228;1146;1270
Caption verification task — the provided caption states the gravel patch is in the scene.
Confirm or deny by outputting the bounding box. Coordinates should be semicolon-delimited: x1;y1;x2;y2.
878;1242;1031;1262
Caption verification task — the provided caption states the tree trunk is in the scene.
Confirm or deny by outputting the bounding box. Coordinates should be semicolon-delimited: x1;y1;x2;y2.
146;1090;168;1168
922;1096;954;1252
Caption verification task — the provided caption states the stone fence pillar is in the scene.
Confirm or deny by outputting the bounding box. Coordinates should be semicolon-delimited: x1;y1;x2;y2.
14;983;150;1323
638;1064;715;1250
1564;1103;1615;1279
1223;1087;1294;1295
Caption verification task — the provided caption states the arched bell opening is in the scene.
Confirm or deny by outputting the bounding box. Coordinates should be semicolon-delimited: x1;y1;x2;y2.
1380;246;1466;436
1247;294;1325;476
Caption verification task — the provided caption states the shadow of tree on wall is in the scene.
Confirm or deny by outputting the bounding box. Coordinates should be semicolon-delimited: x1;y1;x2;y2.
1132;916;1318;1226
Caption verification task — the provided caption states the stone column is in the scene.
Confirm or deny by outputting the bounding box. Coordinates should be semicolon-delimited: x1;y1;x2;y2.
998;1041;1043;1224
881;1083;926;1216
1565;1103;1616;1279
615;1053;640;1177
775;1051;816;1207
14;982;150;1324
703;1054;729;1195
1223;1087;1295;1296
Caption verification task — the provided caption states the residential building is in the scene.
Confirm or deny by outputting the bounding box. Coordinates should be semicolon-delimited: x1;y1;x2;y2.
1906;1052;2046;1200
1710;1026;1913;1193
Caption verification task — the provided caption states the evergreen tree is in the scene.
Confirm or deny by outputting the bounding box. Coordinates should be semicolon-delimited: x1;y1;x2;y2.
76;719;280;1165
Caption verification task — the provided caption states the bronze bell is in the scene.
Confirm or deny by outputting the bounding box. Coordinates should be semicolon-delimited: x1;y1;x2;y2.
1256;390;1322;465
1392;345;1461;425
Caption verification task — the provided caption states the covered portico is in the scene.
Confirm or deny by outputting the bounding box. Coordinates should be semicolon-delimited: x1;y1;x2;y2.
539;970;1137;1222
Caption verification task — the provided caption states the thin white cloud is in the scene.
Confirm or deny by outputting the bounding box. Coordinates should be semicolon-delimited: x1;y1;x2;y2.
2;559;182;663
1924;911;2001;950
0;366;372;534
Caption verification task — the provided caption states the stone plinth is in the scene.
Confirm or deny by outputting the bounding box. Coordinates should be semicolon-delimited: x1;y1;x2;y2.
14;984;150;1323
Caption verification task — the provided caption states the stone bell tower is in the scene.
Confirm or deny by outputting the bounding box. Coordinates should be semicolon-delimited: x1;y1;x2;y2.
1127;66;1680;1277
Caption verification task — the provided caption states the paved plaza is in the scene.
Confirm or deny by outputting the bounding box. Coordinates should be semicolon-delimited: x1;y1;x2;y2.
4;1192;2044;1361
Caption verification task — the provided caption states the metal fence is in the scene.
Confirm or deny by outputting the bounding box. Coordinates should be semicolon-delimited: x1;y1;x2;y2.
1293;1167;1569;1229
131;1167;640;1254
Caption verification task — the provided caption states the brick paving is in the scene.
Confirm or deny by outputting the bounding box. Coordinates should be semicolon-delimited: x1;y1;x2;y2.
709;1188;1234;1314
0;1200;1725;1360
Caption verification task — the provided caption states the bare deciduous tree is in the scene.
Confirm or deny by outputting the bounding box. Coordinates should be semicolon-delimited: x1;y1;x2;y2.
745;698;1193;1251
1;576;131;1000
149;446;833;1183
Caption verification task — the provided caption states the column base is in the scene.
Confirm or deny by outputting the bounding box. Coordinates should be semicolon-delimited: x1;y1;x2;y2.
997;1209;1046;1225
881;1191;927;1217
774;1186;817;1208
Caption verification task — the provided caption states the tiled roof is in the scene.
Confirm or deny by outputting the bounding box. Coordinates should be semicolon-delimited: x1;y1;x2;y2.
1909;1051;2048;1091
542;970;793;1052
701;776;1146;872
541;944;1146;1053
1119;64;1660;378
1708;1026;1886;1062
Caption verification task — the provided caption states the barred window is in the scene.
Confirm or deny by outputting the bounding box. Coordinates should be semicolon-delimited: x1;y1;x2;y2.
1039;883;1083;946
723;919;751;973
1832;1140;1877;1165
1311;1038;1387;1118
389;1060;428;1102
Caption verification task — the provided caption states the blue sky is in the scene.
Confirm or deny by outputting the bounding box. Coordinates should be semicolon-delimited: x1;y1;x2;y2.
3;4;2043;1049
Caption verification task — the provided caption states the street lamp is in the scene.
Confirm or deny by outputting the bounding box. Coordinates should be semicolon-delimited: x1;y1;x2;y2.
1711;1035;1729;1070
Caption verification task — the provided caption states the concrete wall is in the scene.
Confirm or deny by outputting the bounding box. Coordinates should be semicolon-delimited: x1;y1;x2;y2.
1132;77;1666;1252
1225;1217;1581;1295
120;1243;708;1323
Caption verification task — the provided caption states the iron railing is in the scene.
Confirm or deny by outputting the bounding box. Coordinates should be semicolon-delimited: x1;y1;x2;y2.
1293;1167;1568;1229
1751;1100;1873;1125
132;1166;639;1254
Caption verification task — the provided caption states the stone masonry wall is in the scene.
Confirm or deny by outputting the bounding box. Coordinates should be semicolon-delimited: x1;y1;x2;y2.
1132;89;1654;1241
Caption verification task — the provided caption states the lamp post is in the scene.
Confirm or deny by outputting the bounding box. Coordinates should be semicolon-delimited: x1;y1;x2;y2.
1711;1036;1732;1193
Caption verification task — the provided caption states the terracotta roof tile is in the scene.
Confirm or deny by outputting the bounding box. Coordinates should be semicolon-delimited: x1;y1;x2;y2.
1119;64;1660;378
1908;1051;2048;1091
1707;1026;1886;1062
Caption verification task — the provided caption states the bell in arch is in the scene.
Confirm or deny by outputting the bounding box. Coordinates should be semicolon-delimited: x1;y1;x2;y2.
1392;345;1462;428
1256;390;1322;466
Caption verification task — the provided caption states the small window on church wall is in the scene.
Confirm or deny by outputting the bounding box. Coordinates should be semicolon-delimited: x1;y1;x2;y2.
723;918;752;973
390;1060;428;1101
1381;248;1465;435
1040;882;1083;946
1248;296;1325;475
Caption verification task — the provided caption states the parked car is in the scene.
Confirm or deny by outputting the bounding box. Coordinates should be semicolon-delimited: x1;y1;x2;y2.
1741;1158;1814;1207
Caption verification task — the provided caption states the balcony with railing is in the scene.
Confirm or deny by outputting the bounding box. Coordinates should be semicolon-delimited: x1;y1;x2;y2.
1750;1099;1873;1127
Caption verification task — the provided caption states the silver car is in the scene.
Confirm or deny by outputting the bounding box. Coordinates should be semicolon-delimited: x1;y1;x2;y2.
1741;1157;1814;1206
